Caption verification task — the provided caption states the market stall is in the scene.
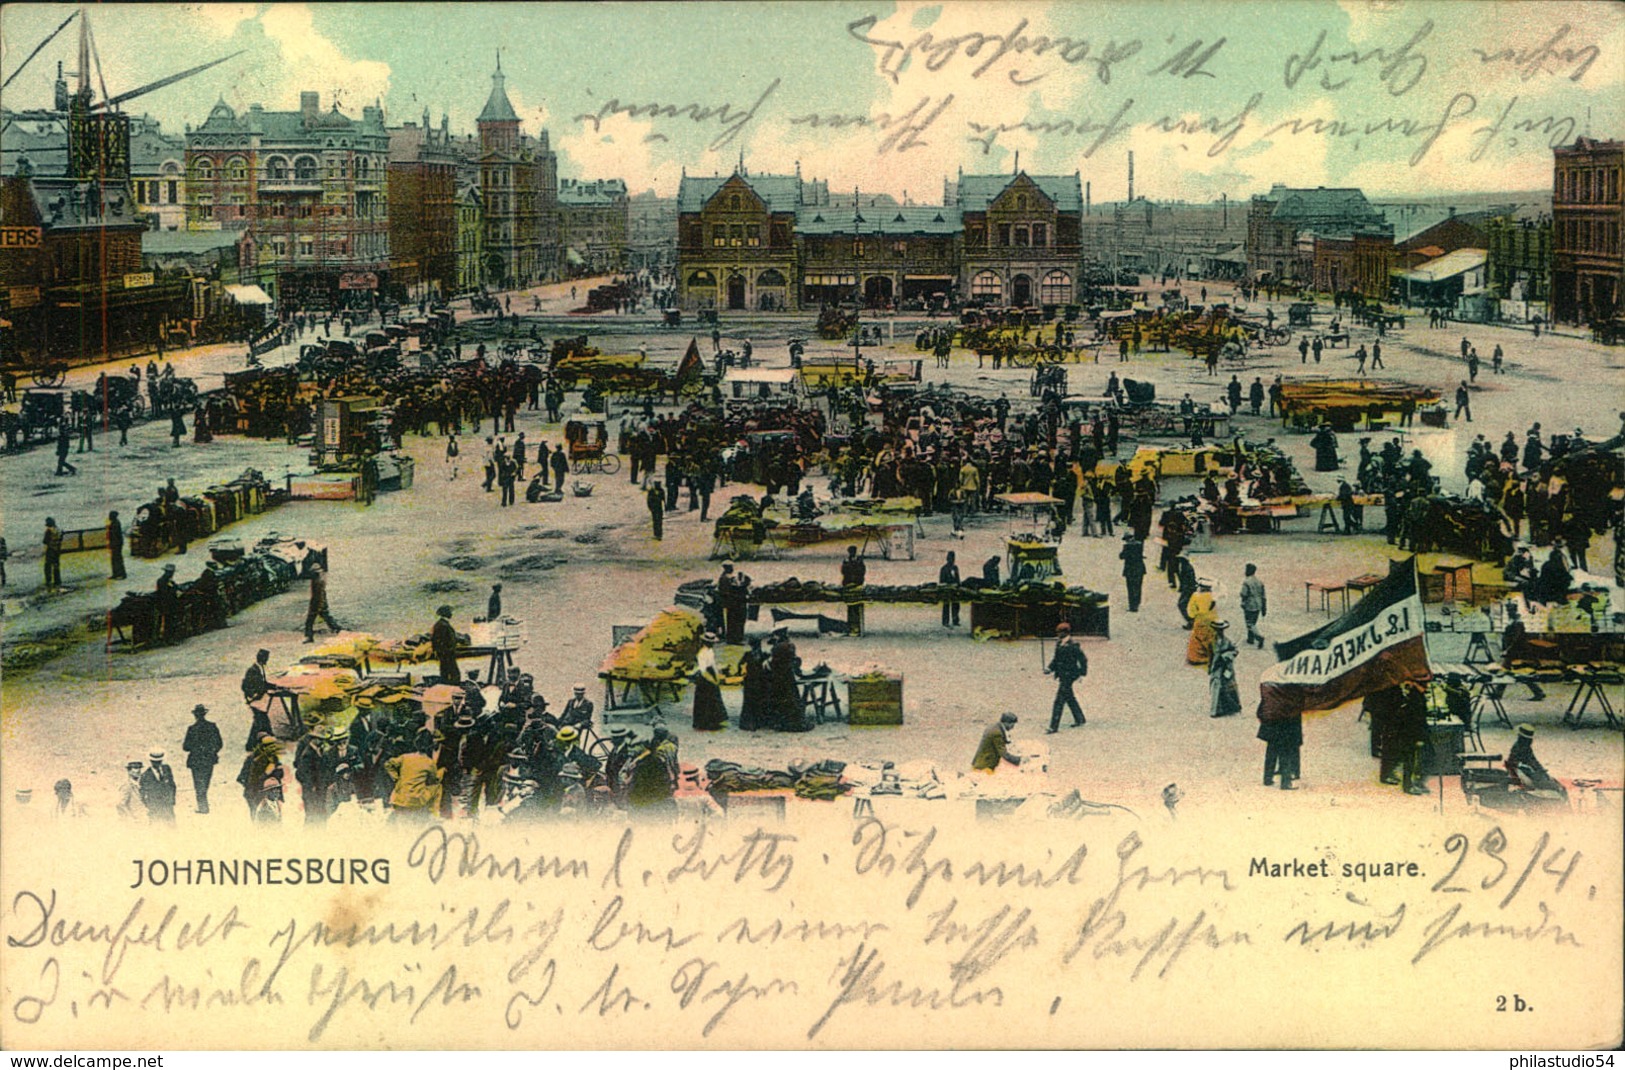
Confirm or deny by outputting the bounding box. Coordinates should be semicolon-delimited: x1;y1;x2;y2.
1277;378;1441;432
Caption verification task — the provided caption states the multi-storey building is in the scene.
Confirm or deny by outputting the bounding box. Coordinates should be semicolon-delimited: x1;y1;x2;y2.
1485;214;1552;307
676;171;810;311
474;59;559;289
129;115;186;231
184;90;391;308
455;183;484;294
558;178;629;276
1551;137;1623;325
0;82;190;366
675;169;1087;311
387;111;459;299
1246;185;1388;286
627;190;677;272
956;171;1084;308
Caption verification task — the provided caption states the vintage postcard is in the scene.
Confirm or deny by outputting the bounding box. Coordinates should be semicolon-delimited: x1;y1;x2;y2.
0;0;1621;1052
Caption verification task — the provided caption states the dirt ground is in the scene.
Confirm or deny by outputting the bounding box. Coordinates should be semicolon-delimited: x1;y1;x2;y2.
3;275;1622;824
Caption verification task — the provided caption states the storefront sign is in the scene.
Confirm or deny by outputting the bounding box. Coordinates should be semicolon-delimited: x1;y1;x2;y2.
339;272;378;290
123;272;155;290
0;227;43;248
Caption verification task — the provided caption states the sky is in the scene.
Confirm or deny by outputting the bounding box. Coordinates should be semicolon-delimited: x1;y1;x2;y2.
1;1;1621;202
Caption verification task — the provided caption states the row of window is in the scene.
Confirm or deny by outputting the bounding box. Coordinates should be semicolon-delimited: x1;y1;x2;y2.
191;155;382;183
1556;217;1622;255
263;233;387;259
137;180;180;205
192;200;385;221
971;269;1073;303
1557;165;1621;205
963;223;1052;249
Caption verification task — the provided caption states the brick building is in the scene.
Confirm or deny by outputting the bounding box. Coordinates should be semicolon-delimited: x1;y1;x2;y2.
1247;185;1388;286
955;171;1083;308
455;183;484;294
473;59;559;289
387;112;459;298
676;171;811;311
1551;137;1623;325
184;91;391;309
799;203;960;309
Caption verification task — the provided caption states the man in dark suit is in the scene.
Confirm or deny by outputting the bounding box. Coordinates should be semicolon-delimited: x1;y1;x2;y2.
182;705;223;814
1045;622;1088;733
431;605;461;683
1119;533;1146;612
139;750;178;824
560;685;595;729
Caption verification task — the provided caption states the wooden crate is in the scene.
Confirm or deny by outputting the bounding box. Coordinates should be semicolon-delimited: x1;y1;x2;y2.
847;675;903;725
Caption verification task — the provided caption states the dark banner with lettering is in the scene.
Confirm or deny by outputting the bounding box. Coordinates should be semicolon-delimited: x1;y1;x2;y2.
1256;559;1431;721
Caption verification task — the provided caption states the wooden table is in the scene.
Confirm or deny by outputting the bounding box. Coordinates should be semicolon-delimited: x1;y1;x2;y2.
1305;580;1350;615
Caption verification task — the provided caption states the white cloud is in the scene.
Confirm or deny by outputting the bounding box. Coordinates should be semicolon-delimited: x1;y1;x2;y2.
235;4;390;116
555;109;683;195
185;3;260;39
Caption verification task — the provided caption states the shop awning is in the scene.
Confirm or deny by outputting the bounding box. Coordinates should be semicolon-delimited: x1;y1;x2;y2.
566;248;585;266
1394;248;1486;284
224;284;274;306
903;274;956;282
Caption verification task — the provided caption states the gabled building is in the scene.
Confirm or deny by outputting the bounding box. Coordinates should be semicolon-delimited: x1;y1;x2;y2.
129;115;186;232
676;170;810;311
474;58;559;289
956;171;1084;308
1247;185;1389;286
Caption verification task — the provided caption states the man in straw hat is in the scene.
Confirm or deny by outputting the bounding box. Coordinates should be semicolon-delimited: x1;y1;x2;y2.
139;749;178;824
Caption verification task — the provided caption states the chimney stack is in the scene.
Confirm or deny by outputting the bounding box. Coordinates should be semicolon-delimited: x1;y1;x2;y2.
301;91;319;125
1085;181;1091;216
1127;151;1134;203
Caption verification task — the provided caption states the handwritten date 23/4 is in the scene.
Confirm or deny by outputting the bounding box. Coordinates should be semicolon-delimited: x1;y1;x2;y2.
1430;828;1581;908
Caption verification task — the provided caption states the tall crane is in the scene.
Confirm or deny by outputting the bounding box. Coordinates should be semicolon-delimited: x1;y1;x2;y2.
1;5;241;174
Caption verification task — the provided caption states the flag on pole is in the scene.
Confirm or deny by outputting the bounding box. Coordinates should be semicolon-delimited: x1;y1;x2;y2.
1256;558;1431;721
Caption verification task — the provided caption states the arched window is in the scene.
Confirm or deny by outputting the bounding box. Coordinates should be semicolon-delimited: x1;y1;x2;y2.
293;155;318;182
227;155;248;181
971;271;1002;298
728;194;741;211
192;158;213;180
688;270;717;287
1041;270;1073;305
265;156;288;181
357;158;370;180
757;268;787;287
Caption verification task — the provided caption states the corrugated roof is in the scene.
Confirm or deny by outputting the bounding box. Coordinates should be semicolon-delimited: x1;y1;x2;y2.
956;172;1083;212
143;229;240;254
1394;247;1487;283
797;205;960;234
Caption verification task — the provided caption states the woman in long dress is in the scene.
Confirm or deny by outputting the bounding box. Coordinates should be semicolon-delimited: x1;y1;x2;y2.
1207;621;1242;718
1185;585;1218;665
738;638;770;731
767;631;808;732
690;633;728;731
